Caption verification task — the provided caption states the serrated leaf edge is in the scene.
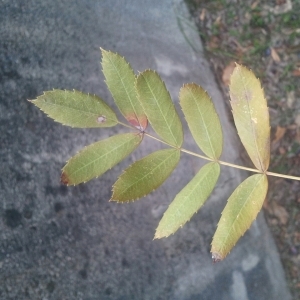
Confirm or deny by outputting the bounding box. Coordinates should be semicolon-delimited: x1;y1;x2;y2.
211;174;268;261
230;64;270;171
180;83;223;159
154;162;220;239
110;148;180;202
101;48;147;131
30;89;118;128
61;132;143;186
136;70;183;148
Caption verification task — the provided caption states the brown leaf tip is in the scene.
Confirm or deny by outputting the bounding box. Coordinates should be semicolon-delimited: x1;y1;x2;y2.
61;172;70;185
128;117;140;128
97;115;107;124
128;116;148;132
211;252;222;264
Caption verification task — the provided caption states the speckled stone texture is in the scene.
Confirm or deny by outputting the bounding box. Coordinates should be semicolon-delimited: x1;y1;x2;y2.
0;0;291;299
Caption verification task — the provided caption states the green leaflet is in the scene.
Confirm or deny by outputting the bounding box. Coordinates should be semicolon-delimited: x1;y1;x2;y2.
30;90;118;128
155;162;220;238
101;49;148;131
111;148;180;202
136;70;183;147
211;174;268;262
180;83;223;159
229;64;270;171
61;133;143;185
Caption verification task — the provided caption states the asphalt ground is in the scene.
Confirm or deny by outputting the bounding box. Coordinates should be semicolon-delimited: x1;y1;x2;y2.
0;0;292;299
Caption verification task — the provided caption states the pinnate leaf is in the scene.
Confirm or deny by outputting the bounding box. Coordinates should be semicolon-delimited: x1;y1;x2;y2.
229;64;270;171
61;133;142;185
211;174;268;262
155;162;220;238
30;90;118;128
136;70;183;147
111;148;180;202
101;49;148;130
180;83;223;159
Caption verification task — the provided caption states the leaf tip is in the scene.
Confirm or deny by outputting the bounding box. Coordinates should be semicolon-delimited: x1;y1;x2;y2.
211;252;223;263
153;231;162;240
127;116;148;131
100;47;107;55
109;193;119;202
109;191;120;203
61;172;70;186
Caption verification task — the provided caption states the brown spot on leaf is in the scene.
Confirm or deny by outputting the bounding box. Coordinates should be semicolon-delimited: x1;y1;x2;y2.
97;115;106;123
61;172;69;185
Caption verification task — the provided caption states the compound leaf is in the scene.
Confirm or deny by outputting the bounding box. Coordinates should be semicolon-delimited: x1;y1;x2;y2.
30;90;118;128
180;83;223;159
229;64;270;171
101;49;148;131
155;162;220;238
136;70;183;147
111;148;180;202
211;174;268;262
61;133;143;185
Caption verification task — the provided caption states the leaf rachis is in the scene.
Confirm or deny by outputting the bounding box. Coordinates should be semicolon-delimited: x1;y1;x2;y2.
30;49;300;263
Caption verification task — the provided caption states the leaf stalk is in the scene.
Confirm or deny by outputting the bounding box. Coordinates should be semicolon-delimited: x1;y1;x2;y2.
142;129;300;180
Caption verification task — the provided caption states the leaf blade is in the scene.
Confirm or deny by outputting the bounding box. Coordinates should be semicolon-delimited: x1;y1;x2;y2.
180;83;223;159
155;162;220;238
136;70;183;147
111;148;180;202
211;174;268;262
61;133;143;185
101;49;148;130
229;64;270;171
30;90;118;128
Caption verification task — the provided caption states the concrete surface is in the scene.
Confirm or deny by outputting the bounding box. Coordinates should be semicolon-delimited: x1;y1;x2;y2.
0;0;292;299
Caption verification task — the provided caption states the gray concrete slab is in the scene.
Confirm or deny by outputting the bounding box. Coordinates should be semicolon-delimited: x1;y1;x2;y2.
0;0;292;299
